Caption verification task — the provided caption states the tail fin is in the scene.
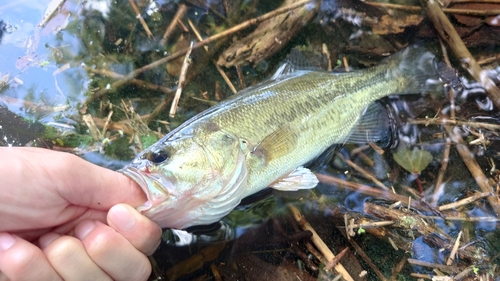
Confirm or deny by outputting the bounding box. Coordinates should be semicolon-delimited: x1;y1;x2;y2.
382;44;460;93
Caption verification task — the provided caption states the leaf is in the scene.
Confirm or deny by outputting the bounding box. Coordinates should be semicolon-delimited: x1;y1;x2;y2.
393;147;432;174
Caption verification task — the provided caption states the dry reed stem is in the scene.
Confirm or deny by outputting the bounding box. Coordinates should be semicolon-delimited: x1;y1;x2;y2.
87;68;174;94
390;257;408;280
288;204;355;281
214;62;237;94
438;192;492;211
409;118;500;131
187;14;239;94
101;108;113;137
407;258;461;274
324;247;348;270
85;0;313;104
337;152;389;190
160;4;187;46
82;114;102;140
446;230;462;265
169;42;193;118
128;0;153;38
367;1;500;15
315;173;438;213
448;127;500;215
235;65;246;89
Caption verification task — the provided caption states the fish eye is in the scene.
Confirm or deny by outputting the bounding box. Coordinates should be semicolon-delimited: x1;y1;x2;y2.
147;149;170;164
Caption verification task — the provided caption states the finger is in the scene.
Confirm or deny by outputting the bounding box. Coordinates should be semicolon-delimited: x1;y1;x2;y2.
75;220;151;281
0;232;62;281
107;204;162;255
39;233;112;281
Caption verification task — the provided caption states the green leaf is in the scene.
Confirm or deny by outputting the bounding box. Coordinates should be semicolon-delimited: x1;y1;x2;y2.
393;147;432;174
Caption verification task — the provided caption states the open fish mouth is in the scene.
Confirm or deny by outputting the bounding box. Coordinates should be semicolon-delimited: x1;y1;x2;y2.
119;166;173;210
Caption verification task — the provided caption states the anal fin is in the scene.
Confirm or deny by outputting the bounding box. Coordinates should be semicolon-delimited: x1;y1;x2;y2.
344;102;392;145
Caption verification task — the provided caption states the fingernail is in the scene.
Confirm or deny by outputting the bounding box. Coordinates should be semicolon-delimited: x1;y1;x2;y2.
39;233;61;249
109;204;136;232
0;233;16;251
75;220;97;240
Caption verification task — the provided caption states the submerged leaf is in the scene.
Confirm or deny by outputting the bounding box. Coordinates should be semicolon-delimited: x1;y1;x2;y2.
393;147;432;174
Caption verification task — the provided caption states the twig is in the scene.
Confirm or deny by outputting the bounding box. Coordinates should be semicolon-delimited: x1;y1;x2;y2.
288;204;355;281
446;231;462;265
438;192;492;211
448;127;500;215
235;65;246;89
367;1;500;16
39;0;66;27
351;220;395;228
421;215;499;221
337;152;389;190
186;16;237;94
454;266;474;280
82;114;102;140
128;0;153;38
215;61;237;94
324;247;348;270
409;117;500;131
101;107;113;137
187;19;209;52
342;232;388;281
407;258;461;274
431;95;454;205
421;0;500;109
390;257;408;280
160;4;188;46
87;67;174;94
169;42;193;118
478;54;500;65
410;273;433;279
315;173;438;213
211;263;222;281
85;0;313;104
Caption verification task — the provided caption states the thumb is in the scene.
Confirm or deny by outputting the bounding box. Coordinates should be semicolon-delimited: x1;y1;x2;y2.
12;147;147;210
58;153;147;209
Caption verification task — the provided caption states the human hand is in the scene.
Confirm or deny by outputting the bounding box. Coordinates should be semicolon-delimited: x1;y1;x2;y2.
0;147;162;281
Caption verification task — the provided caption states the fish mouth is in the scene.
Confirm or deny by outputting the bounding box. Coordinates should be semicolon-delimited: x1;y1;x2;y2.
119;166;173;211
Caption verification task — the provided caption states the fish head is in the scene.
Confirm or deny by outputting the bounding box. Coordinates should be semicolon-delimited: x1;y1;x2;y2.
120;123;249;229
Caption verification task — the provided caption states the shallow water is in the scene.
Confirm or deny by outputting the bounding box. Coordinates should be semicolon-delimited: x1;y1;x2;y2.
1;0;500;280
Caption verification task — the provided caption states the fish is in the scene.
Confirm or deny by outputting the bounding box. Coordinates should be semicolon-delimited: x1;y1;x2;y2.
119;45;442;229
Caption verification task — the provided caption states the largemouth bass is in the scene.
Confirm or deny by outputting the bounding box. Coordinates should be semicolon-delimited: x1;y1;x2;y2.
120;45;441;229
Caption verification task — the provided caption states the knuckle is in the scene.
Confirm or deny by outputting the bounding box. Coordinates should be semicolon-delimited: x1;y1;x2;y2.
9;245;42;272
43;236;81;264
83;228;118;257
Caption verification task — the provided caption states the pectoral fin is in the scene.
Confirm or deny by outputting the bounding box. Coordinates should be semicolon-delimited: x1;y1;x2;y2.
270;167;319;191
252;125;297;163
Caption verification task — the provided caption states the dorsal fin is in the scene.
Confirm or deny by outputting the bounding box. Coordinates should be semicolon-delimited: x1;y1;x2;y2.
271;49;324;79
